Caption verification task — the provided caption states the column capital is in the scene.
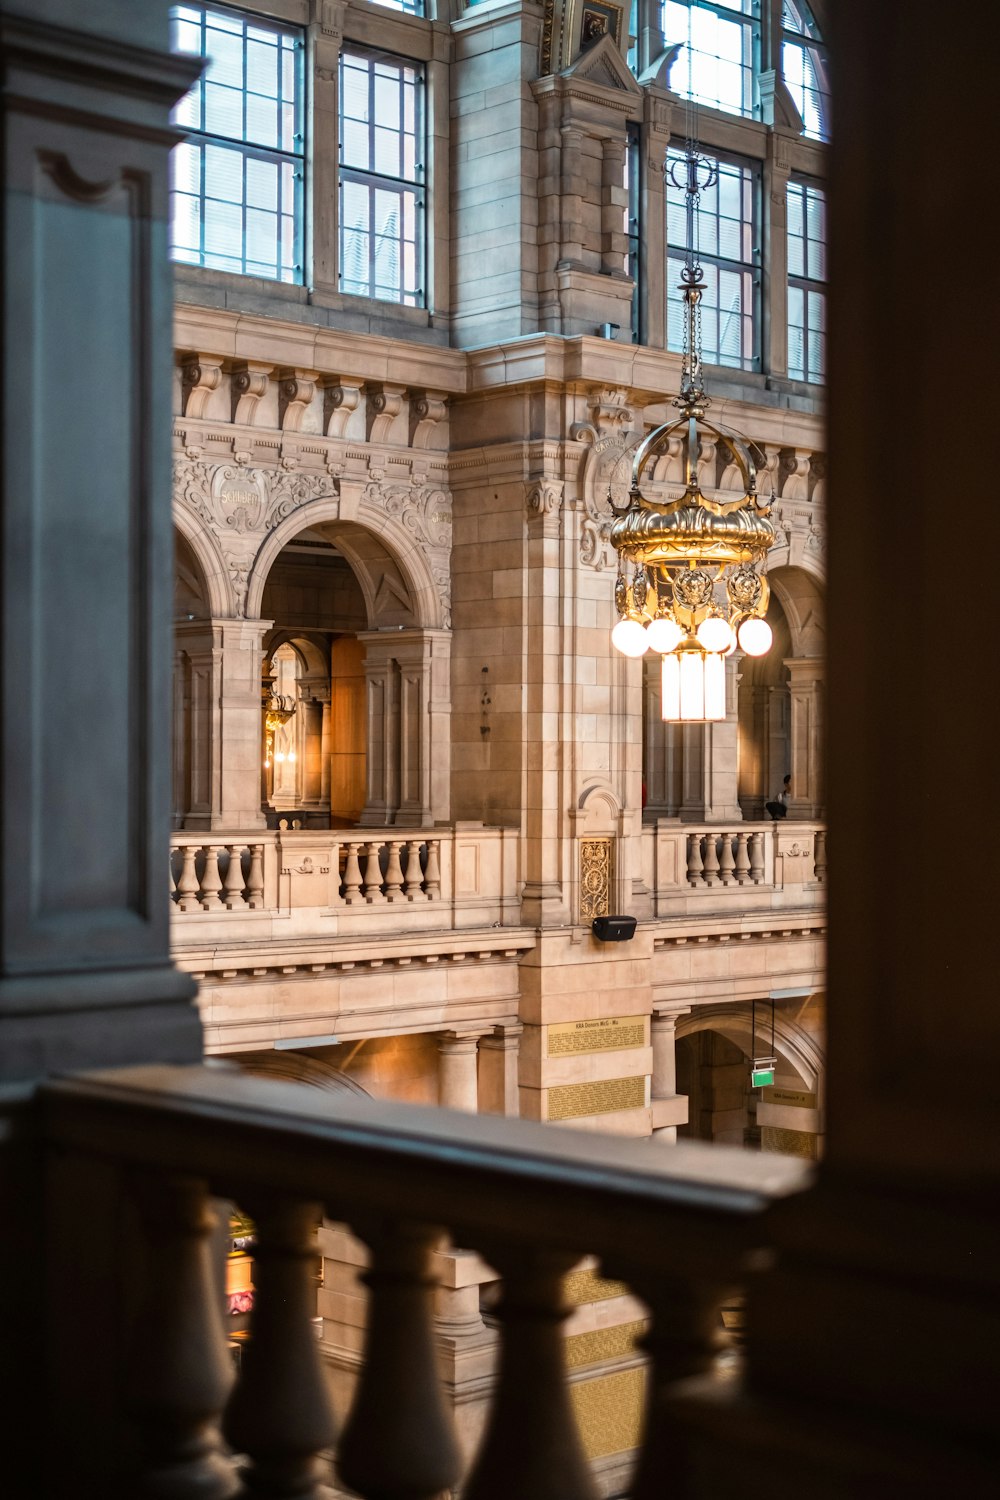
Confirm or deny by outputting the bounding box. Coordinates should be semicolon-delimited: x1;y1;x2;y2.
478;1021;524;1053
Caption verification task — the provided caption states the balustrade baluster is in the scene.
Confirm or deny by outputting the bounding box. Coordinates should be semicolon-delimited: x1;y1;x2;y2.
702;834;720;886
622;1275;729;1500
198;845;224;910
126;1175;237;1499
749;831;765;884
343;842;364;903
222;845;247;910
245;844;265;909
403;840;424;900
175;844;200;912
686;833;703;886
423;840;441;901
223;1199;336;1500
337;1222;461;1500
329;840;344;904
383;841;405;902
734;831;751;884
718;833;736;885
462;1247;598;1500
362;842;386;903
814;827;827;882
169;851;178;903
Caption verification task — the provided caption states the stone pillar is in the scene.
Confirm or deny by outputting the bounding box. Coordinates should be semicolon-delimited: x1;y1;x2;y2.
307;0;344;301
216;617;271;830
650;1009;689;1142
0;0;202;1078
438;1032;483;1113
478;1023;523;1117
640;89;671;349
763;132;793;380
785;656;824;818
357;628;451;827
520;481;567;925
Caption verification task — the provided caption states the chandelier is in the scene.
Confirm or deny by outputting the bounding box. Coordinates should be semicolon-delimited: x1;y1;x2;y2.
262;690;296;770
608;146;775;721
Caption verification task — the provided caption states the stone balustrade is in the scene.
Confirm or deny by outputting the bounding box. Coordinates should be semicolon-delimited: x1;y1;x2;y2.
41;1065;809;1499
170;824;521;939
642;821;827;919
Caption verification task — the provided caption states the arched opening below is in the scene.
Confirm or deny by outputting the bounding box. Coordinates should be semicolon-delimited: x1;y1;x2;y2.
261;530;368;827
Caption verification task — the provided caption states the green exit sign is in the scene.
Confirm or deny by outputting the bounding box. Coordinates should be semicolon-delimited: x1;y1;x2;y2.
751;1064;775;1088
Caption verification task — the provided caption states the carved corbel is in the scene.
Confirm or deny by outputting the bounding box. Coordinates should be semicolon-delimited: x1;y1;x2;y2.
321;377;363;439
525;478;563;519
366;383;406;444
180;354;224;419
780;448;812;502
231;361;272;426
312;0;345;40
278;369;319;431
408;393;448;450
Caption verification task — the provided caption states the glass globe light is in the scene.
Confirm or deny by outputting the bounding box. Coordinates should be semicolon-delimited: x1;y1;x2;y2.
646;616;683;654
696;616;735;654
738;616;773;656
611;617;650;657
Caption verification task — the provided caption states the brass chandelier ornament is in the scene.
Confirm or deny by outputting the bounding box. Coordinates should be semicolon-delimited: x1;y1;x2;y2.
608;146;775;721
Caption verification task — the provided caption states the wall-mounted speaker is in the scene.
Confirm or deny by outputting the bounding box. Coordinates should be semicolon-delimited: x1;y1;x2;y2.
590;915;637;942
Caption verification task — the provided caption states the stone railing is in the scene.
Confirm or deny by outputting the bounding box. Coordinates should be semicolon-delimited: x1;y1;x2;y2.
641;821;827;919
41;1064;809;1498
169;825;521;938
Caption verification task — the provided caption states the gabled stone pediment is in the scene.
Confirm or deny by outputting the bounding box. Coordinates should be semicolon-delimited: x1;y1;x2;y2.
561;33;642;101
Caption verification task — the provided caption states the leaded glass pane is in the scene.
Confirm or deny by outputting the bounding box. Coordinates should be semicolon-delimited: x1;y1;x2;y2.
170;4;304;284
339;48;424;307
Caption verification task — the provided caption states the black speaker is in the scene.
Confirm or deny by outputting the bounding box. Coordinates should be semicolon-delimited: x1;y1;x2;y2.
591;915;637;942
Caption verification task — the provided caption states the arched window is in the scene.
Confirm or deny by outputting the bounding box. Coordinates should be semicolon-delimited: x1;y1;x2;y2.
781;0;830;141
662;1;757;119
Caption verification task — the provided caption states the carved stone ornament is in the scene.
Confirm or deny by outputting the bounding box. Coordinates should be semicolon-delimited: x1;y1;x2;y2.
525;480;564;516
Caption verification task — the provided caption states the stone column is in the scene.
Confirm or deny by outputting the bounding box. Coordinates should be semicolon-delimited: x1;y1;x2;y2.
307;0;344;301
650;1009;689;1142
0;0;202;1078
438;1032;483;1113
520;481;567;925
763;132;793;380
785;656;824;818
640;90;671;349
216;617;271;830
357;628;451;827
477;1023;523;1117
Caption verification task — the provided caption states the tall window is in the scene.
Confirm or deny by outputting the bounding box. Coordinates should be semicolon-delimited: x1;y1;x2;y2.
339;50;424;307
369;0;425;11
666;149;758;370
170;5;304;282
782;0;830;141
786;179;826;383
662;1;756;119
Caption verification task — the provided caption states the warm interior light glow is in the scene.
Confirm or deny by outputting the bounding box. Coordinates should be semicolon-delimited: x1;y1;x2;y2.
646;616;683;653
738;616;773;656
696;616;735;653
661;649;726;722
611;618;650;657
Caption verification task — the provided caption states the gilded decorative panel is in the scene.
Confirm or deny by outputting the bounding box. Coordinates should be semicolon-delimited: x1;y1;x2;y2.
761;1126;817;1159
563;1267;630;1305
548;1015;646;1056
579;837;613;920
570;1366;646;1460
565;1320;646;1370
548;1075;646;1121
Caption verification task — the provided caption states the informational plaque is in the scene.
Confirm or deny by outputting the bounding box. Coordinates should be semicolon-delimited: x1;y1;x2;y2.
547;1015;646;1057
